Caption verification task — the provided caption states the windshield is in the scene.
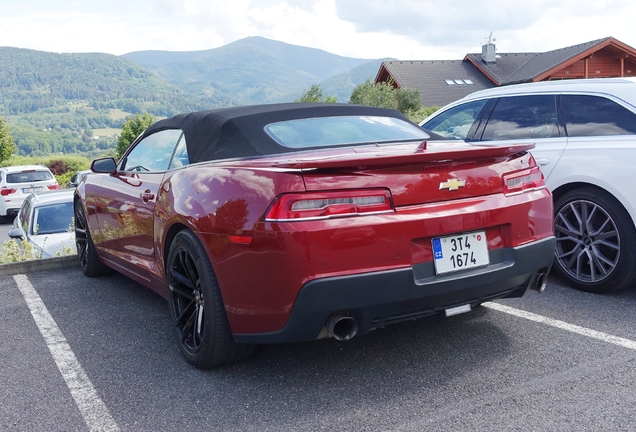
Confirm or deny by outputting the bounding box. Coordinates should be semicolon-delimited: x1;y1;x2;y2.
265;116;429;148
33;202;74;235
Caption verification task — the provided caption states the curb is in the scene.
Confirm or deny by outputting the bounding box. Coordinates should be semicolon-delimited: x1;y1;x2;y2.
0;255;79;277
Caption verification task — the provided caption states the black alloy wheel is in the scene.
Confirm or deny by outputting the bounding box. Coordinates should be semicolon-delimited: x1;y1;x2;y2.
167;230;255;368
74;200;111;277
553;188;636;293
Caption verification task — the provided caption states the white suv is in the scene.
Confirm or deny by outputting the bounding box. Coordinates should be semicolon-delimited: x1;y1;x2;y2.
0;165;59;219
421;78;636;294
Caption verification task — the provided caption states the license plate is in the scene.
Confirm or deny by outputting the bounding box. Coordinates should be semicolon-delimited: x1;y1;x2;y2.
432;231;489;274
22;187;43;193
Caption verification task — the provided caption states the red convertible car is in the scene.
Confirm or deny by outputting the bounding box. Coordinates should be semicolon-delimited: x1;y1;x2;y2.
75;103;556;368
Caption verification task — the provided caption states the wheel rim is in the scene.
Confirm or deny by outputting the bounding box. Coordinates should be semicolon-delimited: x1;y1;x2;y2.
169;246;205;355
554;199;620;284
74;203;89;270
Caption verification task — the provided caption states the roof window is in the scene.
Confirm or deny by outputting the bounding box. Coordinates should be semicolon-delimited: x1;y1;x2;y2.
445;79;475;85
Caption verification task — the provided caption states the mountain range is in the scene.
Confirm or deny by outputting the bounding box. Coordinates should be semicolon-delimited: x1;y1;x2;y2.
122;36;385;105
0;36;388;156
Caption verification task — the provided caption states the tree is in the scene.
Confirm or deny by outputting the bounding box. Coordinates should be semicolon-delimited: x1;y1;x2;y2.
296;84;337;103
349;80;397;109
349;79;424;119
116;113;155;159
395;87;422;113
0;117;16;163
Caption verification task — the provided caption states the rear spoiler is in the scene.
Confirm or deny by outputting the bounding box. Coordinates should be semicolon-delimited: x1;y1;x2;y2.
268;142;535;170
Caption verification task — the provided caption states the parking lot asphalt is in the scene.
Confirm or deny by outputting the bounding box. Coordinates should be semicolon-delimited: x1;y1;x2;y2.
2;263;636;431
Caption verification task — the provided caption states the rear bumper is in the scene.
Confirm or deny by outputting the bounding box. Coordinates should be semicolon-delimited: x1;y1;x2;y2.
233;236;556;344
0;206;20;217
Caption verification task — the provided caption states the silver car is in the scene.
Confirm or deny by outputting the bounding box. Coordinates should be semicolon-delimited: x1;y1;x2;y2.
9;189;75;258
68;169;92;188
421;78;636;294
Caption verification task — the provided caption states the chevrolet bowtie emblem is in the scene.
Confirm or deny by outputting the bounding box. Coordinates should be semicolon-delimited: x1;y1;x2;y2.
439;178;466;191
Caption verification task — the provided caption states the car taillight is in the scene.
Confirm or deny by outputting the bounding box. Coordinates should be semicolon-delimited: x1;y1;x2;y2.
502;166;546;196
47;184;60;190
265;189;394;222
1;187;16;196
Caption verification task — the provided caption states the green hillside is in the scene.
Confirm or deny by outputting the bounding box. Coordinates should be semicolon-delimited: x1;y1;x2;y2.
0;47;230;156
0;37;386;157
123;36;376;105
0;47;228;116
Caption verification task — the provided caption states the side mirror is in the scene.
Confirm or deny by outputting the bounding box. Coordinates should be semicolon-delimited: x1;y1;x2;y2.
8;228;23;239
91;158;117;174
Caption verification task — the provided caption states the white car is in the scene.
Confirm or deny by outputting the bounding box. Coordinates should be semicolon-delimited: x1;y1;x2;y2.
421;77;636;294
8;189;75;258
0;165;59;219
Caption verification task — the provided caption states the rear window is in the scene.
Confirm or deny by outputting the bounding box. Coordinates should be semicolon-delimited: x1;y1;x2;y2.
265;116;429;148
6;170;53;183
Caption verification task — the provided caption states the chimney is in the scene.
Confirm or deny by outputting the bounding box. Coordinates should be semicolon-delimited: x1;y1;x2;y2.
482;33;496;63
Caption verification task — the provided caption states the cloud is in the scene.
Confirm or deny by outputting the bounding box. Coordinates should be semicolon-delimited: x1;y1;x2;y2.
334;0;636;57
1;0;635;60
335;0;544;43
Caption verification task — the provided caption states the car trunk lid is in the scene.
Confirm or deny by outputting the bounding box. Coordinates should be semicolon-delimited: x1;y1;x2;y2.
277;141;536;207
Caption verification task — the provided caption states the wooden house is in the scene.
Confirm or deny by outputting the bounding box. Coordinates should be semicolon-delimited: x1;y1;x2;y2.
375;36;636;107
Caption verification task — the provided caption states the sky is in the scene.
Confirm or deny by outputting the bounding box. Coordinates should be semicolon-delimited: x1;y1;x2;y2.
1;0;636;60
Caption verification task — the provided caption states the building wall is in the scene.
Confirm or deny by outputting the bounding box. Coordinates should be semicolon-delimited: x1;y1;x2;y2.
548;49;636;80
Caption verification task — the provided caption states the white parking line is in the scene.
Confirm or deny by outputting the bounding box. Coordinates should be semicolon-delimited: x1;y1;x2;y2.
484;301;636;350
14;274;120;432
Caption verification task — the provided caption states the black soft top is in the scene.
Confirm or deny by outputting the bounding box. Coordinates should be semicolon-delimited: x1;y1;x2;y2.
143;103;411;164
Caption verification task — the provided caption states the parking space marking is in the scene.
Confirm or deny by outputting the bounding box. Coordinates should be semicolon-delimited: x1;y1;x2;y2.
484;301;636;350
14;274;120;432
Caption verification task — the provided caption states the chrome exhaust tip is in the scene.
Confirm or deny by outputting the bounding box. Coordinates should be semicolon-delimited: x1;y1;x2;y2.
532;272;547;293
326;315;358;341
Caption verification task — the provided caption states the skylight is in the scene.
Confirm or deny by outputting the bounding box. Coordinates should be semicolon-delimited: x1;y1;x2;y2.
445;79;475;85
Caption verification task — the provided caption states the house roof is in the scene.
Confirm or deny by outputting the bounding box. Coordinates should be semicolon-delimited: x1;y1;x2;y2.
376;36;636;108
464;37;633;85
376;60;495;107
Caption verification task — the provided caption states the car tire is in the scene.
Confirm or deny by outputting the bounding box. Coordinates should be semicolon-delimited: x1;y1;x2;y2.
553;188;636;293
74;200;112;277
167;230;255;368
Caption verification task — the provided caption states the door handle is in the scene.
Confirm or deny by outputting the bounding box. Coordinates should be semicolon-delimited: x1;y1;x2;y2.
141;190;155;202
535;158;549;166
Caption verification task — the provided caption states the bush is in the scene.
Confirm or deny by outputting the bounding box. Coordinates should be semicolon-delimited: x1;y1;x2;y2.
0;238;36;263
0;237;76;263
47;159;69;175
405;106;440;124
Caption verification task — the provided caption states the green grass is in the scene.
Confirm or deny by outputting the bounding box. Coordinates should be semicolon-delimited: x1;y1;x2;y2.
92;127;120;136
108;109;131;120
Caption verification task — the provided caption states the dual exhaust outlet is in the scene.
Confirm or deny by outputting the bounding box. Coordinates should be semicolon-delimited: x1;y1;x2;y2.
324;270;548;341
